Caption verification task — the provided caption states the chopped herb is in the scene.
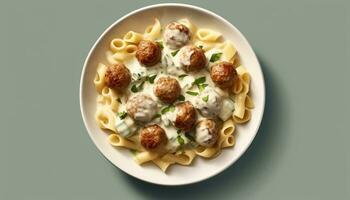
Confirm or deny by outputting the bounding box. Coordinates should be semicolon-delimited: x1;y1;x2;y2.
185;132;196;141
130;81;145;93
147;74;157;84
156;41;164;49
210;52;223;62
193;76;206;85
171;50;180;57
202;95;209;102
177;135;185;145
198;83;208;92
117;111;127;120
177;129;182;134
153;113;161;119
161;105;175;114
178;95;185;101
131;84;138;93
178;74;188;80
198;45;203;49
117;98;122;104
186;91;199;96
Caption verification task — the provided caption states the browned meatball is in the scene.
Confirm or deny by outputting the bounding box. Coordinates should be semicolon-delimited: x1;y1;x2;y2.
163;22;191;49
178;45;206;72
126;94;157;122
210;61;237;89
140;124;167;150
195;119;219;147
154;76;181;104
174;101;197;131
105;63;131;90
136;40;161;66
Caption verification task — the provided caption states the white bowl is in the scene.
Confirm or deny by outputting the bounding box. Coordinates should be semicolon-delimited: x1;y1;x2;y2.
80;3;265;186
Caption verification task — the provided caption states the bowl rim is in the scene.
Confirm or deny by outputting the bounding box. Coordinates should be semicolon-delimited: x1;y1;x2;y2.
79;3;266;186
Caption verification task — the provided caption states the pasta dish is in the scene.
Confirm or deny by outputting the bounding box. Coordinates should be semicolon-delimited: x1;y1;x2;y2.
93;18;254;172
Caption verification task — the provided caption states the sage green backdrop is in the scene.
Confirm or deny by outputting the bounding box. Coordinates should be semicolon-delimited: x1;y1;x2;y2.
1;0;349;199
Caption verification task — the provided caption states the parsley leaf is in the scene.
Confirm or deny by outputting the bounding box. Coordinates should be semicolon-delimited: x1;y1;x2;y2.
202;95;209;102
210;52;222;62
193;76;206;85
117;111;127;120
185;132;196;141
178;95;185;101
131;81;145;93
147;74;157;84
198;45;203;49
198;83;208;92
161;105;175;114
186;91;199;96
131;84;138;93
178;74;188;80
153;113;161;119
156;41;164;49
171;50;180;57
177;135;185;145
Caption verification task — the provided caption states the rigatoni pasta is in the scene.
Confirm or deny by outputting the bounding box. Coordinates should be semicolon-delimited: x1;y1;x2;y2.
93;18;254;172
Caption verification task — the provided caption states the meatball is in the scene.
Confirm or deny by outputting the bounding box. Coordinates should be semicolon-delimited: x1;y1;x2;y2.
174;101;197;131
194;86;222;118
140;124;167;150
163;22;191;49
210;61;237;89
105;63;131;90
126;94;157;122
154;76;181;104
195;119;219;147
136;40;161;66
178;45;206;72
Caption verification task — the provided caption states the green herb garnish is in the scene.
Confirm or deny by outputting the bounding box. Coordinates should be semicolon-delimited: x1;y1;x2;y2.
178;74;188;80
161;105;175;114
210;52;222;62
156;41;164;49
193;76;206;85
198;83;208;92
177;135;185;145
177;129;182;134
185;132;196;141
131;84;138;93
147;74;157;84
198;45;203;49
131;80;145;93
171;50;180;57
117;111;127;120
153;113;161;119
178;95;185;101
202;95;209;102
186;91;199;96
117;98;122;104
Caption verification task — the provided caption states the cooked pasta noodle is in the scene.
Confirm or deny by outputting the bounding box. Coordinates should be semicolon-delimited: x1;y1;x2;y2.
196;28;222;42
99;87;119;112
143;18;161;40
123;31;143;44
95;106;116;132
94;63;107;93
93;18;254;172
108;134;142;151
178;18;196;34
110;38;127;52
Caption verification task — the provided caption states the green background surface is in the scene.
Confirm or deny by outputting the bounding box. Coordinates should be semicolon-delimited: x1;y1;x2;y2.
1;0;349;199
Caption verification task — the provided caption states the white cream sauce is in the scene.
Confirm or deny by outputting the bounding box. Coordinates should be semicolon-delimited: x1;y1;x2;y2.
163;29;190;50
115;39;232;151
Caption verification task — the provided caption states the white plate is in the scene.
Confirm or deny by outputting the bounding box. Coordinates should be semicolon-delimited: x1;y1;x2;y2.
80;3;265;185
